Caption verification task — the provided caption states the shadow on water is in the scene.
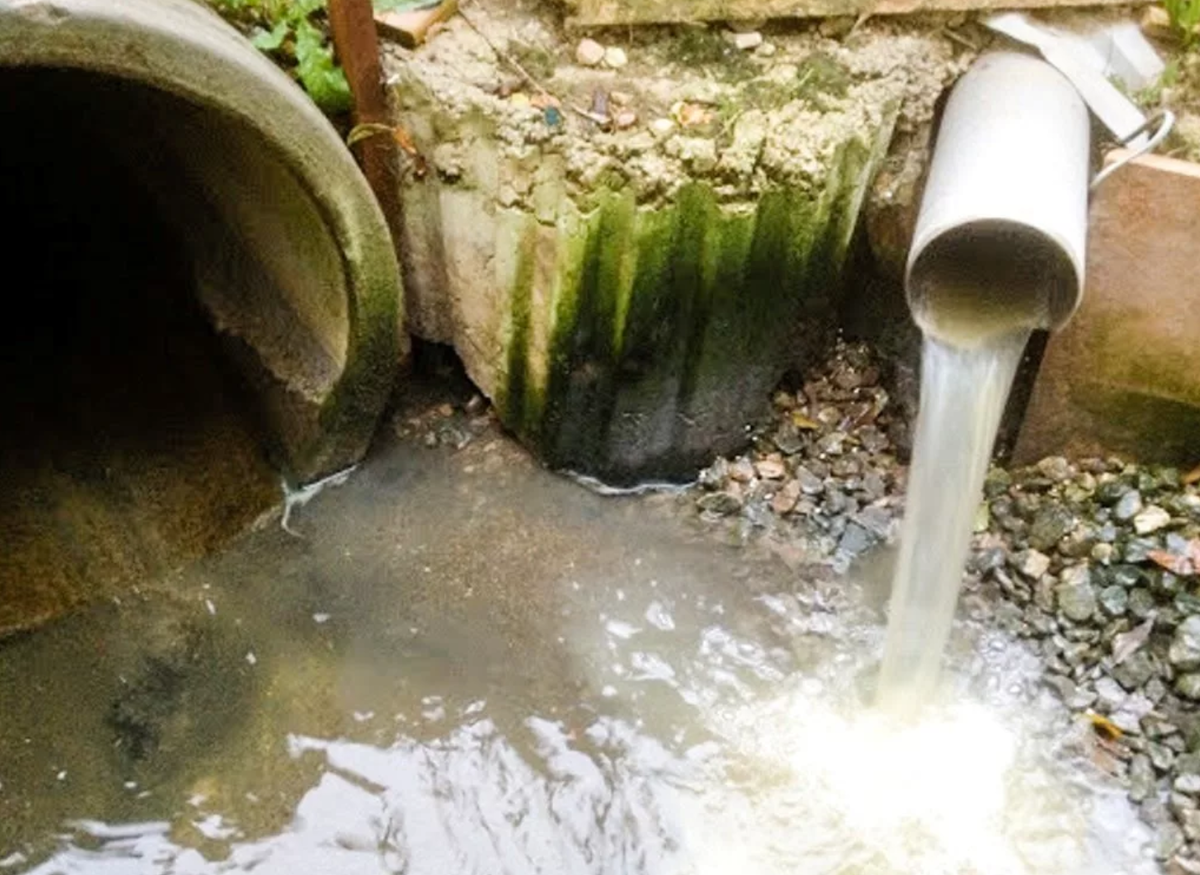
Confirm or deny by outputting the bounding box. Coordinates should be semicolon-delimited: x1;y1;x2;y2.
0;420;1159;874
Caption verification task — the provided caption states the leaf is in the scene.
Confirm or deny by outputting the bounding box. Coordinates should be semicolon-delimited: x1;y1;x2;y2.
1113;617;1155;665
1087;711;1124;741
251;20;290;50
294;20;353;113
1149;549;1196;577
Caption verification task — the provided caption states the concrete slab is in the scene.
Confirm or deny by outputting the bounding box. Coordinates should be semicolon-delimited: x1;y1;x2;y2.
1014;150;1200;467
564;0;1133;27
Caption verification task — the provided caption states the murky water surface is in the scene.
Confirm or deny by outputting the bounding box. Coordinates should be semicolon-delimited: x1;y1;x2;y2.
0;431;1158;874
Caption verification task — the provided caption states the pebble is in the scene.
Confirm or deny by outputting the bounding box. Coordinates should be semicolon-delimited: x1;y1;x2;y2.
613;110;638;129
1179;674;1200;701
754;458;786;480
1098;584;1128;616
1013;549;1051;580
1030;505;1076;551
725;30;764;50
1116;489;1144;521
575;38;605;67
696;491;742;515
1056;565;1097;622
603;46;628;68
1136;505;1173;535
1171;617;1200;669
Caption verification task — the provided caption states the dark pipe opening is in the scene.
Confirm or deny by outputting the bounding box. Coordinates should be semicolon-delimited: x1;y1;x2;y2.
0;70;279;636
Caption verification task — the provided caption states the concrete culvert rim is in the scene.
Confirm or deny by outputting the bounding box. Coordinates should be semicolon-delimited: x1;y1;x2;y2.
0;0;403;483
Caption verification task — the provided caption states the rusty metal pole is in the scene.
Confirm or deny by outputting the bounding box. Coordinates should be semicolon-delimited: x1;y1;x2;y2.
326;0;405;262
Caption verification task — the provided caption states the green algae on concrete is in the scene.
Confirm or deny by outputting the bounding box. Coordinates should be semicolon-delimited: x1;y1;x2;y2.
387;9;944;483
496;129;888;484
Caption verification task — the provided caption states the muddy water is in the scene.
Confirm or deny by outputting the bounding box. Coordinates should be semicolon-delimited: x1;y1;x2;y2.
0;428;1157;874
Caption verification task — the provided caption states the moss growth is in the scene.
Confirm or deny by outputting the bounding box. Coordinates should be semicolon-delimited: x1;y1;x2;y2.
510;42;559;84
796;51;852;104
661;26;757;82
503;157;869;482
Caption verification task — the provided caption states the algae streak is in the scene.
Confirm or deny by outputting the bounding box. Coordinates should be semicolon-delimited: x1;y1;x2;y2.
499;131;885;485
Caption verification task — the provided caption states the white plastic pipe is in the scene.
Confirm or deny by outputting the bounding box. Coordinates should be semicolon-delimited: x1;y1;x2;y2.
906;52;1091;349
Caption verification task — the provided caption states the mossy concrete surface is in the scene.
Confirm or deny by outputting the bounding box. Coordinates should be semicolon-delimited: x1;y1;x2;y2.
1015;151;1200;467
387;9;960;482
0;0;403;483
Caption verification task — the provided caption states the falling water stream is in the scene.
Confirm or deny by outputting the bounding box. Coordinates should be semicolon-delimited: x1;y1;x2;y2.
877;330;1031;716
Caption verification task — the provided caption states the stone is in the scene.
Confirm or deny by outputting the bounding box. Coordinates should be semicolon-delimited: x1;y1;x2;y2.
1115;651;1157;690
1030;505;1075;551
1136;505;1173;535
1116;489;1144;521
1130;753;1156;801
729;458;756;483
1179;773;1200;795
575;38;606;67
754;458;787;480
1037;456;1074;481
725;30;763;50
697;490;743;515
1099;584;1128;616
1013;549;1051;580
1056;565;1097;622
837;522;874;557
603;46;628;68
1181;675;1200;701
613;110;638;130
770;480;801;515
1095;675;1129;710
1171;617;1200;670
794;466;824;496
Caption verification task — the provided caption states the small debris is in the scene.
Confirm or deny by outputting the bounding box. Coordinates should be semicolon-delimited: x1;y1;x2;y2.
575;38;605;67
613;109;638;130
725;30;764;51
603;46;628;68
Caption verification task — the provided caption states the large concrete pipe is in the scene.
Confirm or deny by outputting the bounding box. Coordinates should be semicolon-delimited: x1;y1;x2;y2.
0;0;402;633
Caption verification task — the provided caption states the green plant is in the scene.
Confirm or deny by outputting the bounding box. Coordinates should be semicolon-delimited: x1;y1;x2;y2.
1165;0;1200;46
211;0;352;113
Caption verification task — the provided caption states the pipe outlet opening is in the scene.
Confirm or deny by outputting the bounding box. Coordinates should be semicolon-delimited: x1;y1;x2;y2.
906;220;1082;349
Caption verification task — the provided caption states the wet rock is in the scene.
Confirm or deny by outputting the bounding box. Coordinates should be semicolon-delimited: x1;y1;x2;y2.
1096;480;1131;505
1095;675;1129;710
1116;489;1144;521
1030;505;1075;551
1056;565;1097;622
1116;651;1158;690
729;457;756;483
697;490;743;516
1126;537;1162;563
837;522;874;557
1179;774;1200;795
1129;587;1158;620
1099;584;1129;616
773;423;805;455
1131;753;1157;801
1171;617;1200;669
1180;675;1200;701
770;480;801;515
794;466;824;496
1037;456;1074;482
698;458;728;490
1156;822;1186;861
754;458;786;480
1137;505;1173;535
